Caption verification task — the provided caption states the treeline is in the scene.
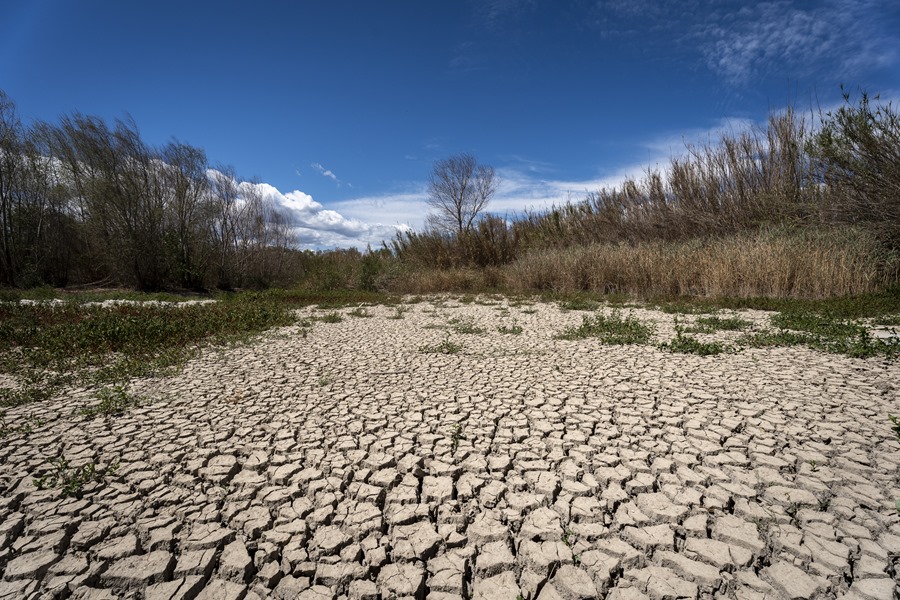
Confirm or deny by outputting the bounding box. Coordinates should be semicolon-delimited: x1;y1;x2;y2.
0;90;298;290
392;92;900;285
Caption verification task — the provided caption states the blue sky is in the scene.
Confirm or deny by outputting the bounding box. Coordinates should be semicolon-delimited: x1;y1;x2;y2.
2;0;899;248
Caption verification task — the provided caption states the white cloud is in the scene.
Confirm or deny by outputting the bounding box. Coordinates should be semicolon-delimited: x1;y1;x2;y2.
311;162;351;187
207;170;404;250
695;0;896;85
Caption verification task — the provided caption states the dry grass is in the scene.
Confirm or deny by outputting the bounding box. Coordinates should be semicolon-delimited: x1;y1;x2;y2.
388;227;894;299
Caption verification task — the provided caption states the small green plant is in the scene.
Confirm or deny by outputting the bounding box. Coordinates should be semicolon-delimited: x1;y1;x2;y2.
520;308;537;314
741;310;898;359
784;497;800;525
318;377;332;387
890;415;900;442
387;306;409;320
450;317;484;335
808;460;818;472
80;385;141;419
316;312;343;323
348;307;371;318
419;334;463;355
497;321;523;335
0;411;44;438
449;423;464;454
817;492;833;512
458;295;475;304
555;311;653;345
690;315;751;333
558;297;600;311
33;457;119;498
660;317;733;355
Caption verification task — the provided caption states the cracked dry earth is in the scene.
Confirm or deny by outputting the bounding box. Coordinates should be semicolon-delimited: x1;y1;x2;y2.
1;298;900;600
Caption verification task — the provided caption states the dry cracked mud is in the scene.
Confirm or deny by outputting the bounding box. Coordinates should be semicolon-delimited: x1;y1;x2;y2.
1;298;899;599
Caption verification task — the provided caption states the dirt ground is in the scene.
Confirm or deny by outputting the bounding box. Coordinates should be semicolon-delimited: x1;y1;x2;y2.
1;298;898;599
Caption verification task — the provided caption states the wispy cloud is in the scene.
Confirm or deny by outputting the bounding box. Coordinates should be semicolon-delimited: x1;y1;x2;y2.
693;0;897;85
310;162;351;187
473;0;536;30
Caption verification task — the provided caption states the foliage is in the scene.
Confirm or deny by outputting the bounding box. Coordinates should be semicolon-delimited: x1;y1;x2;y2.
555;311;653;344
79;385;142;418
497;321;524;335
419;334;464;355
0;294;294;407
449;317;485;334
741;309;898;359
809;89;900;247
33;457;119;498
660;318;732;355
689;315;751;332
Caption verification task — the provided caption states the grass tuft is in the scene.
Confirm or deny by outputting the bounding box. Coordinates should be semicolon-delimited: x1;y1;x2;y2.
419;334;464;355
555;311;653;345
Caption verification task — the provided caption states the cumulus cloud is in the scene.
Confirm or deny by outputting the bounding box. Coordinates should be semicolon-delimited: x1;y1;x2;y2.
207;170;405;250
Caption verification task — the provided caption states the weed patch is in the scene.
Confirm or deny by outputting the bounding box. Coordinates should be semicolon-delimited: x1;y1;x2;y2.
556;311;653;345
0;294;295;408
449;317;485;335
558;297;600;311
690;315;752;332
419;334;464;355
33;457;119;498
314;312;343;323
741;310;899;358
497;321;524;335
79;385;143;419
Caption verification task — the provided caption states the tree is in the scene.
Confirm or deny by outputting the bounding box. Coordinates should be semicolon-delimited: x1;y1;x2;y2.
810;90;900;247
426;153;498;235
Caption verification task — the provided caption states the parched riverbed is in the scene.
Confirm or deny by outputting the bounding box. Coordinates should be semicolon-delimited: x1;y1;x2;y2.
1;298;898;600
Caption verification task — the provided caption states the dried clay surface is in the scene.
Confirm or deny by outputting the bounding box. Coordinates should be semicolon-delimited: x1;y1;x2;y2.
1;297;899;599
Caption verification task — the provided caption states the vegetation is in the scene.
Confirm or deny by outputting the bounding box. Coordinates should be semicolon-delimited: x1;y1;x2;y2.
497;321;523;335
660;318;732;356
689;315;751;333
555;311;653;345
33;457;119;498
79;385;143;419
741;309;898;359
390;93;900;299
419;334;464;355
0;294;294;407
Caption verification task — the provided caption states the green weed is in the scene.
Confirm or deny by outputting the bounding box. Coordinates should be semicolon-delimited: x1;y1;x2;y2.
558;297;600;311
315;312;343;323
555;311;653;345
0;411;45;438
497;321;523;335
0;295;295;407
449;423;464;454
348;307;371;318
741;310;898;358
449;317;484;335
419;334;464;355
660;318;732;356
33;457;119;498
691;315;751;332
80;385;142;419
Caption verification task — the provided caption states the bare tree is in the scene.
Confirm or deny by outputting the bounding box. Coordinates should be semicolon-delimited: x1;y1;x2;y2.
426;153;498;234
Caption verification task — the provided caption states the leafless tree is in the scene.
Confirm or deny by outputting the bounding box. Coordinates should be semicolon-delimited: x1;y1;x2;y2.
426;153;498;234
